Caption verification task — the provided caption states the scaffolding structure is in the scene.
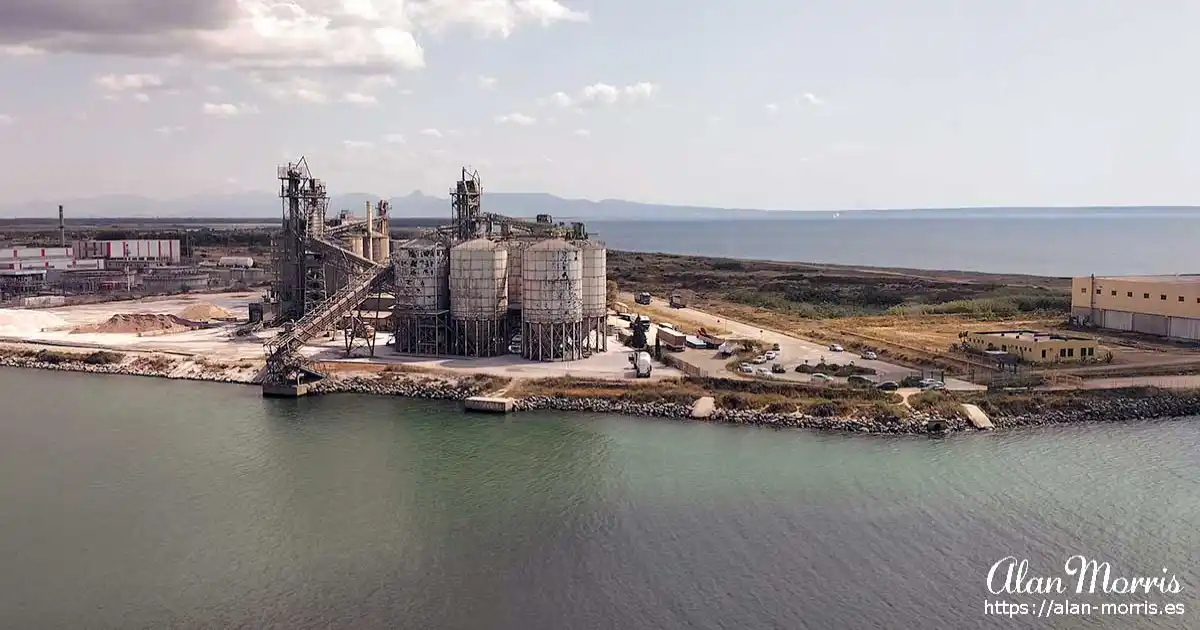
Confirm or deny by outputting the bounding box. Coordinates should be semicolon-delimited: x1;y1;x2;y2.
274;157;330;323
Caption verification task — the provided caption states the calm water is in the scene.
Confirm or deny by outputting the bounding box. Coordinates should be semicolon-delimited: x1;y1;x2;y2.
1;367;1198;629
587;213;1200;277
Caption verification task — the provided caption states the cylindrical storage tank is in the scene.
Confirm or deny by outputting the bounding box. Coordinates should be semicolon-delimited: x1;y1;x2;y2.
579;240;606;317
347;236;364;258
450;239;508;319
578;240;608;353
522;239;583;361
504;240;528;311
392;239;449;312
449;239;508;357
373;236;390;263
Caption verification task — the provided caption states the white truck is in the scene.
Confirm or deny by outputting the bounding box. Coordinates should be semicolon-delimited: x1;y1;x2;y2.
630;351;653;378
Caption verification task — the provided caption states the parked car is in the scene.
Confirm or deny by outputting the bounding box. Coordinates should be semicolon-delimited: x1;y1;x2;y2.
920;379;946;390
861;351;878;360
810;373;833;382
757;367;773;378
876;381;900;391
739;365;755;374
847;374;874;387
829;344;845;352
752;355;768;364
771;342;781;351
764;350;778;360
771;363;786;374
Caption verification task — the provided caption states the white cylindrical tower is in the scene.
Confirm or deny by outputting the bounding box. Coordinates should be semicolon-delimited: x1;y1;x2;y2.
449;238;508;356
522;239;584;361
579;239;608;353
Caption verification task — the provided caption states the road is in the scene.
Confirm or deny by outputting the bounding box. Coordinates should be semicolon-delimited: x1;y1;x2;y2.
620;293;983;391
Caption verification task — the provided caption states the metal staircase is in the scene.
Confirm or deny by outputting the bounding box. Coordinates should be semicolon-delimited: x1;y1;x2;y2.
263;240;391;384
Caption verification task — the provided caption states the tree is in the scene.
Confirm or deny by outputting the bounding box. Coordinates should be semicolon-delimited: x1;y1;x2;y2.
606;280;618;309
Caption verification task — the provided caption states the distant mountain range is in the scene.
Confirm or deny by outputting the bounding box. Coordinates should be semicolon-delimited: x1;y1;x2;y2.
2;191;1199;221
0;191;787;221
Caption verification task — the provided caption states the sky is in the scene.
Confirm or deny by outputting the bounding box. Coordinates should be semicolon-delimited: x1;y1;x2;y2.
0;0;1198;211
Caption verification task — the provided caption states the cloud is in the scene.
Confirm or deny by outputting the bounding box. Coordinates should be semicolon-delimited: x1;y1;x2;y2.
154;125;185;135
495;112;535;125
549;81;659;108
707;115;722;124
0;114;14;126
478;75;497;89
341;92;377;105
570;128;589;137
202;102;257;117
799;92;824;106
0;1;587;76
343;140;373;149
383;133;406;144
765;103;778;114
132;92;150;102
419;128;442;137
1;44;43;56
94;73;163;91
260;77;327;103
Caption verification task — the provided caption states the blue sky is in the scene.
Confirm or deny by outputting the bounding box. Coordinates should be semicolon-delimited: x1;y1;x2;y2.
0;0;1197;210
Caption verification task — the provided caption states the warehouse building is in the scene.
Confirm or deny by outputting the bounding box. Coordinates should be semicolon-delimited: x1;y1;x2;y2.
964;330;1098;364
1;246;105;272
1071;275;1200;341
72;239;182;264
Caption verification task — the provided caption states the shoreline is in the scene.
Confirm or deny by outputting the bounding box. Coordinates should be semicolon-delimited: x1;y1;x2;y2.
4;345;1200;436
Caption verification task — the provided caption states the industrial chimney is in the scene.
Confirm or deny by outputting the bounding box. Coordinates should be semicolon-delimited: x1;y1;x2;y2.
58;205;65;247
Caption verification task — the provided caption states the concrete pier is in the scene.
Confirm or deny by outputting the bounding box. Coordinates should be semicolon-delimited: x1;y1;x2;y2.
464;396;515;413
262;382;312;397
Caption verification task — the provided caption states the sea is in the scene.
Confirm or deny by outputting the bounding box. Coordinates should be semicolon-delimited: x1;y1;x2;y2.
584;209;1200;277
1;368;1196;629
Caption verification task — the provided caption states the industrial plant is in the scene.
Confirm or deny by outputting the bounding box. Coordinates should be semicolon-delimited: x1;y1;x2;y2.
259;158;608;391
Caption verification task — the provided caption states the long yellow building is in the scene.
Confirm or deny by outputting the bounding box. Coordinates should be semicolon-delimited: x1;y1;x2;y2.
1071;275;1200;340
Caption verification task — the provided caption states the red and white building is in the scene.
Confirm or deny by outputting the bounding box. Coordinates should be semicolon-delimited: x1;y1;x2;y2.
72;239;182;263
0;246;105;272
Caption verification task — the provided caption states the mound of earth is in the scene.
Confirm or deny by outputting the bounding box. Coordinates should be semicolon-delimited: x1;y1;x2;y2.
72;313;196;334
178;302;235;321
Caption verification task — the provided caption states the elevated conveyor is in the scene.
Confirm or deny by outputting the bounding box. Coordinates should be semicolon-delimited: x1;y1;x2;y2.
262;239;392;385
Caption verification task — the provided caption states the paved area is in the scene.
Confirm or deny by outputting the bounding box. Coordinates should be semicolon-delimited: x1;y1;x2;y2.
621;294;983;390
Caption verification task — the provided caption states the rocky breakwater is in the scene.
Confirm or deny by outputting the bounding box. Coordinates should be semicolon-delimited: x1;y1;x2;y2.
307;374;492;400
991;390;1200;429
511;395;967;434
0;349;178;378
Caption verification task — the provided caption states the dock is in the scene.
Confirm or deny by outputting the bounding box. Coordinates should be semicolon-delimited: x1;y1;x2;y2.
961;404;994;430
464;396;515;413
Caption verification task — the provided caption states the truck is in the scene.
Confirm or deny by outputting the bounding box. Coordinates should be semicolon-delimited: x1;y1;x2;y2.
635;292;652;305
657;328;687;352
669;292;688;308
630;351;653;378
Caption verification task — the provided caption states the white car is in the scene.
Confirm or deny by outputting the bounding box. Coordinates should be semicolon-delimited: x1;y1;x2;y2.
862;351;878;360
828;344;845;352
810;373;833;382
739;365;755;374
920;379;946;390
764;350;778;360
752;355;768;364
757;368;774;378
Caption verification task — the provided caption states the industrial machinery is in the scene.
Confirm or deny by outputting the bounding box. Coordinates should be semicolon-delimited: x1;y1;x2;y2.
630;351;652;378
260;159;611;394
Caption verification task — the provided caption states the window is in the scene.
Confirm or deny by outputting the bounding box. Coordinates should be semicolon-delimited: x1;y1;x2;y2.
1111;290;1117;296
1068;348;1075;357
1096;289;1102;295
1144;293;1151;299
1089;347;1095;357
1180;296;1186;302
1128;292;1133;297
1161;295;1167;301
1041;349;1047;359
1081;288;1087;294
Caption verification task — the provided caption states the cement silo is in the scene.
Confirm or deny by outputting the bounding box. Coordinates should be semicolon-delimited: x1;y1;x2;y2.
449;238;508;357
522;239;584;361
579;240;608;353
392;239;450;355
